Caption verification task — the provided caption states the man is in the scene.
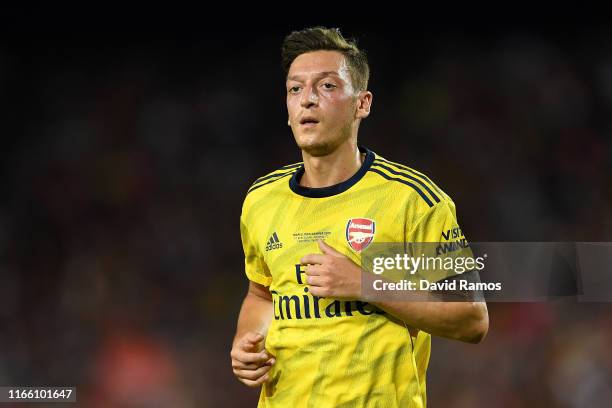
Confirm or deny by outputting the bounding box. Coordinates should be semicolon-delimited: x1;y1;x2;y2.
231;27;488;407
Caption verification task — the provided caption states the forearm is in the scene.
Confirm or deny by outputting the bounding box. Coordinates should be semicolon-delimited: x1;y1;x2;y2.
300;241;489;343
231;282;275;387
371;297;489;343
233;290;274;346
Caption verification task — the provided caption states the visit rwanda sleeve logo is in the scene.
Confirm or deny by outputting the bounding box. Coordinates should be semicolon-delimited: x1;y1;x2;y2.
346;218;375;252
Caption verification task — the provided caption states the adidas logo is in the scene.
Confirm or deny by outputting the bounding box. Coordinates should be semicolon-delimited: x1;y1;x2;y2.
265;232;283;251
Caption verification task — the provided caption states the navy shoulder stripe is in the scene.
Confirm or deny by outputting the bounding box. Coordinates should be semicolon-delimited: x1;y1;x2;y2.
368;168;434;207
252;169;296;186
247;170;297;195
371;161;440;203
252;162;303;185
374;157;443;197
279;162;303;170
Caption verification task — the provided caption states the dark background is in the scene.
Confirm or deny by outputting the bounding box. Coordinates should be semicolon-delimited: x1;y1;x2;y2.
0;11;611;407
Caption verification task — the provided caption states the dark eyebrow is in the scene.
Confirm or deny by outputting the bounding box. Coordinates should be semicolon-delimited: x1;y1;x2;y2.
287;71;341;82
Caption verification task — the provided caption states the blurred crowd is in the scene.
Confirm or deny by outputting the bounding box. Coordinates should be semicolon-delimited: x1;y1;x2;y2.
0;25;611;407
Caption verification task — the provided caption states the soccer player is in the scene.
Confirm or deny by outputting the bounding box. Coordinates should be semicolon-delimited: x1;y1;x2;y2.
231;27;489;407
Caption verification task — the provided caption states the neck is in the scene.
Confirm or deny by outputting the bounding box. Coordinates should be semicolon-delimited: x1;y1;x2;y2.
300;140;363;188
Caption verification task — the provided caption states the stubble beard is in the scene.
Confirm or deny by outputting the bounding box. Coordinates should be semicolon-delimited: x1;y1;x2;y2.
296;122;354;158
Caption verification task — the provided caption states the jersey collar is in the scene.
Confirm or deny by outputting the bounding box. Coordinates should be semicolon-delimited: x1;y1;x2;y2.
289;146;375;198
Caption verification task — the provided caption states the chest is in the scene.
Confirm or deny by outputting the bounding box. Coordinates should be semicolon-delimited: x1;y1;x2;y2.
254;193;408;284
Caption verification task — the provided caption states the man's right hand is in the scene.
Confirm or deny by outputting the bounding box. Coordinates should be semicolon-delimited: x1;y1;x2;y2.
231;331;275;387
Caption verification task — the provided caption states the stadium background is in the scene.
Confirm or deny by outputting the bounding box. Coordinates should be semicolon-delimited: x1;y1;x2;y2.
1;15;611;407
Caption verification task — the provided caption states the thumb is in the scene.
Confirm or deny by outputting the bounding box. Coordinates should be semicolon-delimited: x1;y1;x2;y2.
318;239;343;257
242;332;264;349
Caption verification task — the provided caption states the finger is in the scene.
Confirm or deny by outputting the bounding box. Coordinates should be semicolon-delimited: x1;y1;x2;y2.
241;332;264;349
308;285;328;297
233;357;276;370
232;349;270;364
318;239;344;257
243;332;264;345
242;342;263;353
239;373;270;388
301;254;327;265
306;275;325;287
241;334;265;353
305;264;323;276
234;364;272;381
233;361;263;370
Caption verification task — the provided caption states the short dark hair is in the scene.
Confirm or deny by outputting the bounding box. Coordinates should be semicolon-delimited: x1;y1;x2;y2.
281;27;370;92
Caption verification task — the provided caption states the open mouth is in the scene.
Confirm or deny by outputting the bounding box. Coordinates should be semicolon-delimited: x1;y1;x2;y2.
300;118;320;127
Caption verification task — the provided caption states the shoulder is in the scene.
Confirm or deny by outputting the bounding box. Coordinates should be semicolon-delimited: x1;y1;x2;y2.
246;162;303;198
367;152;452;209
241;161;302;224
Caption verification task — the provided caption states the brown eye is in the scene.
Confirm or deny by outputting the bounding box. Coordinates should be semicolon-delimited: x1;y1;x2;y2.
288;86;301;94
322;83;336;89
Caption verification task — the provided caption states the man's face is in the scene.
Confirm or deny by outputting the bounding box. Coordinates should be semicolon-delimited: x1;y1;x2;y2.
286;50;359;156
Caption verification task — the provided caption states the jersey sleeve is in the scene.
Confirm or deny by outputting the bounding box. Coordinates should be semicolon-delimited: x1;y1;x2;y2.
407;199;463;243
406;199;474;282
240;212;272;287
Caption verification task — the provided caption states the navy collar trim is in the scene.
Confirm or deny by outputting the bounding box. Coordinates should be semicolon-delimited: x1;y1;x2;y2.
289;146;374;198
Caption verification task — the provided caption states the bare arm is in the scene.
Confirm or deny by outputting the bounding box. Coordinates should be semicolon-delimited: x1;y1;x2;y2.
231;281;276;387
233;281;274;346
371;299;488;344
303;240;489;344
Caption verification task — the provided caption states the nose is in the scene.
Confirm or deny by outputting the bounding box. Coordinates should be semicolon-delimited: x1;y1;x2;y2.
300;85;319;108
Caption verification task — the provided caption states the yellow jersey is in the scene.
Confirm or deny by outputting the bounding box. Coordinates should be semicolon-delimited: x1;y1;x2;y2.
240;147;467;407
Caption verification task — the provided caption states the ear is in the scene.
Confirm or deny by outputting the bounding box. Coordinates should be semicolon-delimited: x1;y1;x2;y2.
355;91;373;120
